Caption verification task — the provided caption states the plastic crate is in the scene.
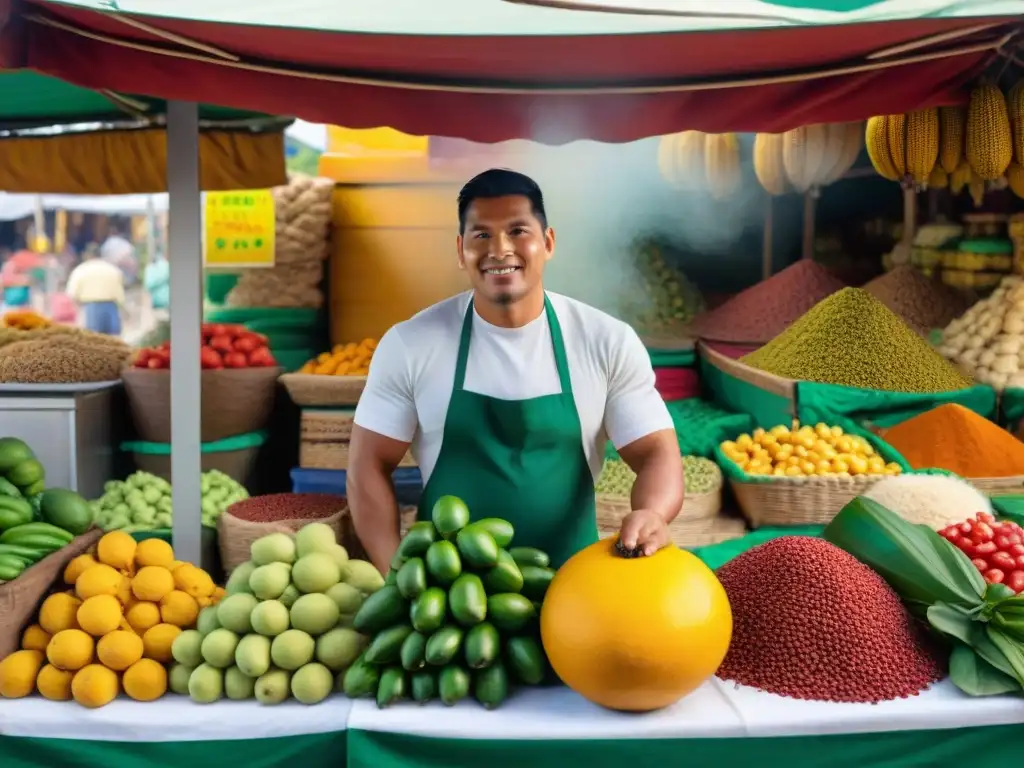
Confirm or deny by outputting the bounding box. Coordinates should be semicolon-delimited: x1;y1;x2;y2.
290;467;423;505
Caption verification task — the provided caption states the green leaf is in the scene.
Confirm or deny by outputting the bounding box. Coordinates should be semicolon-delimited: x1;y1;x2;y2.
970;623;1018;680
984;583;1016;604
926;603;974;645
986;626;1024;685
949;642;1022;696
824;497;984;610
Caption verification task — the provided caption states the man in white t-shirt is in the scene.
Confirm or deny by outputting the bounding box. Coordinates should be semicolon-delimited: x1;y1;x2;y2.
350;169;682;573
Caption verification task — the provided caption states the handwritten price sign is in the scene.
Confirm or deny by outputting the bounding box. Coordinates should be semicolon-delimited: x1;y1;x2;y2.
204;190;276;268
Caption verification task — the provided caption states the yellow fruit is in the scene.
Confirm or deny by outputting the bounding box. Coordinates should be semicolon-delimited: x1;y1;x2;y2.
117;574;134;606
704;133;741;200
64;554;99;586
96;531;137;571
36;664;74;701
657;131;706;190
886;113;908;178
966;81;1013;181
122;658;168;702
134;538;175;569
950;160;973;194
938;106;965;173
752;133;787;195
21;624;51;652
927;167;949;189
142;623;182;663
97;630;145;672
46;628;95;671
125;601;162;634
904;108;940;185
1008;162;1024;200
132;566;175;602
0;649;44;698
819;121;863;185
77;595;124;637
38;592;82;634
865;116;900;181
782;123;828;192
160;590;199;628
211;586;227;604
76;564;123;600
173;564;215;599
71;664;120;708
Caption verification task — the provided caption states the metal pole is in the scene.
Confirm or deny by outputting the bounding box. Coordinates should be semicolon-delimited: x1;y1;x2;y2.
167;101;203;566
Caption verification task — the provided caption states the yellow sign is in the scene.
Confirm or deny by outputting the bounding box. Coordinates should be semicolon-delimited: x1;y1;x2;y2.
204;190;275;268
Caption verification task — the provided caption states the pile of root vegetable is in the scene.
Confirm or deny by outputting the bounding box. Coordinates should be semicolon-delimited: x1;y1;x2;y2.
0;326;132;384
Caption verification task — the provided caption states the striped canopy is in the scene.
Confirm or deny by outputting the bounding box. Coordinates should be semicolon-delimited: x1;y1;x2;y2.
5;0;1022;142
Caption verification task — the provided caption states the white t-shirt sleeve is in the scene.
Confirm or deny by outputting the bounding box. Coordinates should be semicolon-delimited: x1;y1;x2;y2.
353;326;418;443
603;326;675;450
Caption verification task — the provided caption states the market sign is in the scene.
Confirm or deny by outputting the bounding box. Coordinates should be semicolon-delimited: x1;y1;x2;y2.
204;190;276;268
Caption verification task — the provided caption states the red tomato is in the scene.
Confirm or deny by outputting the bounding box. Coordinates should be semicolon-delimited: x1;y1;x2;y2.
1010;544;1024;557
973;522;995;542
978;512;995;524
208;335;234;353
204;323;227;339
992;551;1016;572
995;535;1012;551
223;351;249;368
972;558;990;572
974;541;998;556
984;568;1006;584
134;349;151;367
247;347;277;367
958;543;978;558
959;522;974;535
147;357;167;370
1016;555;1024;570
1008;571;1024;594
233;335;260;354
200;347;223;369
1008;534;1023;547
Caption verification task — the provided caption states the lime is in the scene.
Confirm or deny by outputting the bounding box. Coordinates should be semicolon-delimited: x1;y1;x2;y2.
431;496;470;539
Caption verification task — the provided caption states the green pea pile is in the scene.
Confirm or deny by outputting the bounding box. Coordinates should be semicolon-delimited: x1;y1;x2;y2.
619;240;705;334
595;457;722;497
741;288;973;393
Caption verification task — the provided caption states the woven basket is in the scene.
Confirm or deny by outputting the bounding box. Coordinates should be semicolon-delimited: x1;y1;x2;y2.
300;409;355;442
299;440;417;471
218;505;346;574
122;367;281;443
969;476;1024;496
0;528;103;659
729;473;884;527
280;373;367;407
597;515;746;549
699;341;798;409
596;485;722;529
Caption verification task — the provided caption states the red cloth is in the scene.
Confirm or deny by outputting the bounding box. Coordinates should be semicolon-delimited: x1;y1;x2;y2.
654;367;700;402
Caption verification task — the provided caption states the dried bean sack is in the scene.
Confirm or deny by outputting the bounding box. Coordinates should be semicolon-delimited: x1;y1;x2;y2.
0;334;132;383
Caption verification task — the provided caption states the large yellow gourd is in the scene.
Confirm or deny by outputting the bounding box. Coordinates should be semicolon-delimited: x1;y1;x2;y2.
752;133;788;196
865;117;900;181
938;106;966;173
782;124;828;193
703;133;741;200
540;537;732;712
820;122;863;185
656;131;706;190
965;81;1013;181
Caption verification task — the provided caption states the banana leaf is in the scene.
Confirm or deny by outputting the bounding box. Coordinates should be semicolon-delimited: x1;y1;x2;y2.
824;497;985;612
949;643;1021;696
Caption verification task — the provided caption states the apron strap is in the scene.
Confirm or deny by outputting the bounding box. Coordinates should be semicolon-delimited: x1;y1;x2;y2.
453;293;575;395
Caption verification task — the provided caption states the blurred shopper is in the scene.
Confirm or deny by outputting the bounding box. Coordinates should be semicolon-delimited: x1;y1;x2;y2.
144;253;170;322
66;247;125;335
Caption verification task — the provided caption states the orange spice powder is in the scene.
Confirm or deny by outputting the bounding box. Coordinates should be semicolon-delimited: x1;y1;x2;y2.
883;404;1024;478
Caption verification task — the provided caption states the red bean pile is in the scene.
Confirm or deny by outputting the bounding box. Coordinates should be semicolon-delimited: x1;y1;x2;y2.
715;536;943;703
228;493;345;522
689;261;847;344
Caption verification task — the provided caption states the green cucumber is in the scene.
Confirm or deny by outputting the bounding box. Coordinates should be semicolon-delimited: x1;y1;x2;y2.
482;550;524;594
505;636;546;685
438;665;471;706
520;566;555;600
487;594;536;633
0;477;23;499
509;547;550;569
410;587;447;634
425;626;464;666
0;534;66;552
353;585;408;634
396;521;438;559
0;561;24;580
376;666;406;709
396;557;427;600
0;543;46;561
400;631;428;671
385;569;398;586
469;518;514;549
464;622;500;670
449;573;487;626
0;521;73;543
474;660;510;709
410;671;437;704
365;624;414;665
456;526;499;569
425;540;462;585
342;655;381;698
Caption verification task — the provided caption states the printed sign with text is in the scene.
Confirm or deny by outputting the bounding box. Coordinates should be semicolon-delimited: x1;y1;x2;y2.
204;190;276;268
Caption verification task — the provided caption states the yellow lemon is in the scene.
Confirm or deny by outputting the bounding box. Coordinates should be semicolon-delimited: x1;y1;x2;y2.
76;565;122;601
142;623;182;663
97;630;145;672
132;566;175;603
125;601;162;634
21;624;52;653
36;664;74;701
133;539;175;569
77;595;124;637
63;554;98;586
46;629;95;671
71;664;119;708
173;564;216;599
122;658;168;702
96;531;137;571
0;649;44;698
160;590;199;628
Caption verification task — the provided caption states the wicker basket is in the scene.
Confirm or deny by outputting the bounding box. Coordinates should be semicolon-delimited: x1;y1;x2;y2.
969;476;1024;496
299;440;417;471
597;514;746;549
729;472;884;527
280;373;367;407
218;505;346;574
0;528;102;659
122;367;281;443
300;409;355;442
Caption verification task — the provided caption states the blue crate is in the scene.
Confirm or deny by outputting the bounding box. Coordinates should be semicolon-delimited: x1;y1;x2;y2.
290;467;423;505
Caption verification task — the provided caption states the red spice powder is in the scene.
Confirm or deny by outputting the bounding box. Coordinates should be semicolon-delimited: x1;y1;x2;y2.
689;261;847;344
715;536;943;703
228;493;346;522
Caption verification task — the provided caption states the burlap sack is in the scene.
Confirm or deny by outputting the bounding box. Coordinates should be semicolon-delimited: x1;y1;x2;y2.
218;507;345;574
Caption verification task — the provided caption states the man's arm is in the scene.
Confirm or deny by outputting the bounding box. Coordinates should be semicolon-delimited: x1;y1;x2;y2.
348;327;418;574
604;326;683;549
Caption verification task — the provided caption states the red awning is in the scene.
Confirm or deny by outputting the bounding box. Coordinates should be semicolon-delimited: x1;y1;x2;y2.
9;3;1020;143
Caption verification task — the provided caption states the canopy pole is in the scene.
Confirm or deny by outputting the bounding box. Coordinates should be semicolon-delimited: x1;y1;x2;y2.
167;101;203;566
761;195;774;280
801;192;817;261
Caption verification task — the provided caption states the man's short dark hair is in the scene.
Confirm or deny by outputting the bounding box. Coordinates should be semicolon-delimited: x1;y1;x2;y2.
457;168;548;233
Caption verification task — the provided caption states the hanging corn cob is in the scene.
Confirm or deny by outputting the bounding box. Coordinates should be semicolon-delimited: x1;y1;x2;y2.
886;113;908;182
950;161;973;195
903;108;940;187
782;124;828;193
1008;80;1024;165
865;116;901;181
938;107;965;174
928;167;949;189
965;81;1013;181
819;121;864;185
968;171;987;208
656;131;706;190
1008;163;1024;200
704;133;742;200
752;133;788;196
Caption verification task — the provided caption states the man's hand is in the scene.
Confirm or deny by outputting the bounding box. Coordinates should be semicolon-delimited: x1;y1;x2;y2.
618;508;670;556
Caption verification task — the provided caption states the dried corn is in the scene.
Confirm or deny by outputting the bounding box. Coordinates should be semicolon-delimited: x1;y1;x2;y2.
782;124;828;192
865;117;900;181
753;133;788;196
1008;80;1024;165
704;133;741;200
904;108;940;186
950;160;973;195
938;107;965;173
1008;162;1024;200
965;81;1013;181
968;171;987;208
927;167;949;189
886;113;908;179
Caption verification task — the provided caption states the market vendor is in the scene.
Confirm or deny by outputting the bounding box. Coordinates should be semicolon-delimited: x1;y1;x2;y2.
349;168;682;573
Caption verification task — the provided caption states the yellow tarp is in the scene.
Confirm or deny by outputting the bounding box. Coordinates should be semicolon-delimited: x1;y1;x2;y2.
0;128;287;194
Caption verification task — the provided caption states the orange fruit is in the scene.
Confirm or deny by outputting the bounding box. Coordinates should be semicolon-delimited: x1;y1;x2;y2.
539;537;732;712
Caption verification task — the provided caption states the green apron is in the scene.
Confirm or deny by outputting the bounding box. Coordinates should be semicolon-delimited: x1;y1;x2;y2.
417;295;599;568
